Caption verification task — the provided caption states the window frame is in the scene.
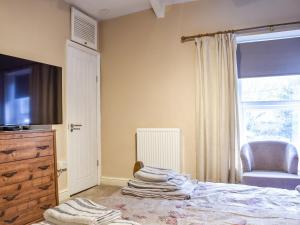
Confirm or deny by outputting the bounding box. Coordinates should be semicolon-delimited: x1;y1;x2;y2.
236;30;300;173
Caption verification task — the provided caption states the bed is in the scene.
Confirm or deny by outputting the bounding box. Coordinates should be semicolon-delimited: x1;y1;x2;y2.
96;182;300;225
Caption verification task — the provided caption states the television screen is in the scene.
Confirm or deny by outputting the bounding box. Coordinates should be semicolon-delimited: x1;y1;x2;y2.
0;54;62;126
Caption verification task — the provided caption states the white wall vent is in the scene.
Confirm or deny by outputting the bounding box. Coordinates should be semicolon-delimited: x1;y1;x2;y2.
71;7;98;50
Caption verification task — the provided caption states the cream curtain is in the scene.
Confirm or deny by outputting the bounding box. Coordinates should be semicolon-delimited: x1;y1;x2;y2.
195;33;240;183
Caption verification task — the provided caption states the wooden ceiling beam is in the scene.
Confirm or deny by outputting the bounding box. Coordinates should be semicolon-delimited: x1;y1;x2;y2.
149;0;165;18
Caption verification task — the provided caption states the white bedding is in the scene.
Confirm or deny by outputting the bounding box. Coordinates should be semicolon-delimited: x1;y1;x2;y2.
97;182;300;225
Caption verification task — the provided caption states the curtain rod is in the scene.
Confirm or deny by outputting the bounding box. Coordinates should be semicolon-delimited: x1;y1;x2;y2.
181;21;300;43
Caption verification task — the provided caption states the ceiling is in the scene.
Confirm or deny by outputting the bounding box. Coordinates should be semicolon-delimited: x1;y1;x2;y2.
64;0;197;20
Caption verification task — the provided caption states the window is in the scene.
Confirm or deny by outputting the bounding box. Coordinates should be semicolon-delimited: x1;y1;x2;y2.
237;31;300;172
239;75;300;152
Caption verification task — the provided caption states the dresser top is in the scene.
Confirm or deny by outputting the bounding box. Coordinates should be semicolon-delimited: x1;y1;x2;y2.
0;129;53;133
0;129;55;139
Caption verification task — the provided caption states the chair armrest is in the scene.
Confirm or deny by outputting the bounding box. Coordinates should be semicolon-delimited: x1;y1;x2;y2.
240;144;253;172
285;144;299;174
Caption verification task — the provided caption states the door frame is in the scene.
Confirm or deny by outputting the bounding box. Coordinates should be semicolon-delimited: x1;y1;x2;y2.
66;40;101;195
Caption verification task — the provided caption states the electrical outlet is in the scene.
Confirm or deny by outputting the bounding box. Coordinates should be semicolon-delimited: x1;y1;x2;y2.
58;161;68;170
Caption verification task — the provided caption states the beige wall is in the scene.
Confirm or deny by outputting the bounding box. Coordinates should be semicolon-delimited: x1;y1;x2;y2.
1;0;300;190
0;0;70;190
100;0;300;179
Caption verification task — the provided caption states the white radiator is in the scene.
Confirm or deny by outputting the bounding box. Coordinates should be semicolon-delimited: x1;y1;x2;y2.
136;128;181;172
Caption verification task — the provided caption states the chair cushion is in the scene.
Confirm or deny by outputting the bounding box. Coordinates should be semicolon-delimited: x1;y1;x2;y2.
242;170;300;190
249;142;289;171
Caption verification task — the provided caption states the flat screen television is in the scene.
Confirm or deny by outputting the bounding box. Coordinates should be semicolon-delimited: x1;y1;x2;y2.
0;54;62;126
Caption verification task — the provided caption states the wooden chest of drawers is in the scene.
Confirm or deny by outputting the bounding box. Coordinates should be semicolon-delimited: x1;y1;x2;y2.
0;130;58;225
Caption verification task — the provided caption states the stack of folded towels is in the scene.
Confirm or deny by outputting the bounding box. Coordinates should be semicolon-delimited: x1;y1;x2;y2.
33;198;140;225
122;166;196;200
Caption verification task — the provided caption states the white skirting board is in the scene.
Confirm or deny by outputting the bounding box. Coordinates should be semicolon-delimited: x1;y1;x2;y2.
59;177;128;202
101;176;129;187
59;189;70;203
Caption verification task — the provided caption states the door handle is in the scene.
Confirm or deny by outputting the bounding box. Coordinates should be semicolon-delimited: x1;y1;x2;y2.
70;124;82;132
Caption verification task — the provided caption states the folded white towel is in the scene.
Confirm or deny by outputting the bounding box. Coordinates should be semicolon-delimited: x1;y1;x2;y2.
122;180;196;200
43;198;121;225
134;166;179;182
296;185;300;193
128;175;189;191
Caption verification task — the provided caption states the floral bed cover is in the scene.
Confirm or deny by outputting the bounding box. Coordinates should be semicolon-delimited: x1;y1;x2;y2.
98;182;300;225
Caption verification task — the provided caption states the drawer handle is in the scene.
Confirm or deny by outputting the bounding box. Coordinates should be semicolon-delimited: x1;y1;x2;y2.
4;215;19;224
37;145;50;150
38;165;50;170
39;184;51;190
17;184;22;190
3;194;18;201
0;210;4;217
2;171;17;178
40;204;52;210
1;149;16;155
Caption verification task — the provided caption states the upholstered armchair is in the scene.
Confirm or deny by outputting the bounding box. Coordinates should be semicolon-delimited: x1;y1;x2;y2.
240;141;300;190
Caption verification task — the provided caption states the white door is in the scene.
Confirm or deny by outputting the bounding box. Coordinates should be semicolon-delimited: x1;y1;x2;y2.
67;41;100;195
